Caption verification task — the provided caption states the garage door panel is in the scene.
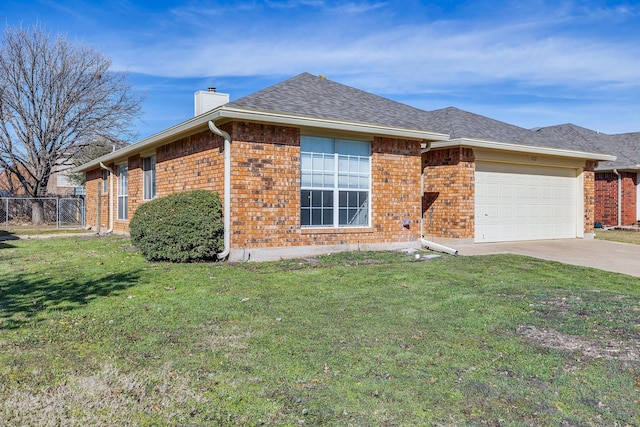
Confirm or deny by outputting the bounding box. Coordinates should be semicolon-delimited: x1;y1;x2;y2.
475;162;579;242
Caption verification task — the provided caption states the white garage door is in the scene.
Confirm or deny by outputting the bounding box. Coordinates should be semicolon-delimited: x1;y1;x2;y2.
475;162;579;243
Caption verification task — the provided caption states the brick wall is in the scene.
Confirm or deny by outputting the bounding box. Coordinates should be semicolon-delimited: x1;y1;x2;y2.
85;129;225;233
228;122;300;247
422;148;475;239
367;137;423;244
156;129;225;195
229;128;422;248
595;170;637;226
583;161;595;233
84;122;424;251
85;168;110;231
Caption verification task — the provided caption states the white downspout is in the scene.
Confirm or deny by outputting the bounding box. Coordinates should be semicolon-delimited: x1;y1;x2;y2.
419;141;458;256
208;121;231;260
613;169;621;227
99;162;113;233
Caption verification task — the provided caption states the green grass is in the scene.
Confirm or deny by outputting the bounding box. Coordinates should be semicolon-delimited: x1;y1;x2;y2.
0;226;89;237
1;236;639;426
595;228;640;245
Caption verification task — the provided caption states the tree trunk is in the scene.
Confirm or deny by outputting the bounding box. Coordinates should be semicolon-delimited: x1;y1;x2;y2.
31;199;45;225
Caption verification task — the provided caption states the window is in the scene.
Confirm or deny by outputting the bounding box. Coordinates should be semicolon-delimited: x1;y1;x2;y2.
143;155;156;200
300;136;370;227
117;163;128;220
102;169;108;194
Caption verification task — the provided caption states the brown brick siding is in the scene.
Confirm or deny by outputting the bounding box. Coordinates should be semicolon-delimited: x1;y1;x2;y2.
595;170;637;227
85;134;600;247
85;168;111;231
230;131;422;248
156;129;225;195
86;129;226;234
84;122;424;250
228;122;300;247
583;161;595;233
422;148;475;239
366;137;422;243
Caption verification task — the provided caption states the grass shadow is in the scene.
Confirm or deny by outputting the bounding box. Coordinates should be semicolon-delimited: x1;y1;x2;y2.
0;270;141;329
0;230;19;248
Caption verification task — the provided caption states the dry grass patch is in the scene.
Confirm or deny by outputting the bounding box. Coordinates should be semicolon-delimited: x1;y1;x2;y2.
1;364;207;426
518;325;640;362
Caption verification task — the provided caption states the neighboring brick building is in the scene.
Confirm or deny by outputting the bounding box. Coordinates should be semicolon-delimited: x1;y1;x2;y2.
74;73;615;261
535;124;640;228
594;171;638;227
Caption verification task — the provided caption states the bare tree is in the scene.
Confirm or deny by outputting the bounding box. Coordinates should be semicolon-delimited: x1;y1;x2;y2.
66;135;129;186
0;24;142;224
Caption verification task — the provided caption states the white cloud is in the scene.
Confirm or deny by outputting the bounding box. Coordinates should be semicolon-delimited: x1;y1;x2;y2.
109;14;640;97
96;0;640;134
328;2;387;13
265;0;325;8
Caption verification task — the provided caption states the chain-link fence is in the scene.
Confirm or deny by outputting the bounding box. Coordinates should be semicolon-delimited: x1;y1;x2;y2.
0;197;85;230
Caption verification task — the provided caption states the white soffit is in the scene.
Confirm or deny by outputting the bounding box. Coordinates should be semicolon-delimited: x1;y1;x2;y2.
214;107;450;142
74;106;450;173
432;138;617;162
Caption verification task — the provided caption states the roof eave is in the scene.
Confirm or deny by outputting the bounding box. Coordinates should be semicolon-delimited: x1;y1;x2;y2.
74;106;450;173
431;138;617;162
595;165;640;172
215;107;449;141
73;110;219;173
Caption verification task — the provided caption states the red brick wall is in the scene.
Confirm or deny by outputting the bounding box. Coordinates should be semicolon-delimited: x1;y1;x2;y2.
228;122;300;247
367;137;422;244
422;148;475;239
229;127;422;248
595;170;637;226
621;172;638;225
583;161;595;233
85;166;113;231
156;129;225;196
84;122;424;251
85;128;225;234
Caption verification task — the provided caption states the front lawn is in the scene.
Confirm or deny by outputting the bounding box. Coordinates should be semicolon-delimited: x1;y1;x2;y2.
1;236;638;426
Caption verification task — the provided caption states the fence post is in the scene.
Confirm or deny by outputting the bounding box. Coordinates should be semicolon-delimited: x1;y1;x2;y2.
4;198;7;231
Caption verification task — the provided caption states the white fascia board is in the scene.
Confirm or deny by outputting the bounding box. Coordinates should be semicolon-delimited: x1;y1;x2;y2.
214;107;450;141
73;112;217;172
431;138;617;162
74;106;450;173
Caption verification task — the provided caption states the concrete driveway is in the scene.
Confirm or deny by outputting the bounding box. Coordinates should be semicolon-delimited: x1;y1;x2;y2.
454;239;640;278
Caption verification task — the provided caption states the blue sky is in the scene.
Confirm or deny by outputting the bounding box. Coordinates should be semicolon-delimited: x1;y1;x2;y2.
4;0;640;140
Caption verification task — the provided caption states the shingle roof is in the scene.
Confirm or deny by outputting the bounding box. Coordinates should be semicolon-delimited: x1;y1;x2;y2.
228;72;437;131
534;124;640;170
227;72;626;162
421;107;551;146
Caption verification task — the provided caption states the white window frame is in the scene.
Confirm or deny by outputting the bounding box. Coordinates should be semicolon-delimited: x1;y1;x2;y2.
117;163;128;220
300;136;371;228
143;155;156;200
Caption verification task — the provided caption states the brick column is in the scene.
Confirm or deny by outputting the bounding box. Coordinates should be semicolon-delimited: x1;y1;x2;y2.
422;148;475;239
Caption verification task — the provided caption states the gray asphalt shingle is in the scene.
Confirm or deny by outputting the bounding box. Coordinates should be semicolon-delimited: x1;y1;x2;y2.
227;72;636;166
535;124;640;169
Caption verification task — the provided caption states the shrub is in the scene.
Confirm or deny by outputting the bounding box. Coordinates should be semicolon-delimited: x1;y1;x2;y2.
129;190;224;262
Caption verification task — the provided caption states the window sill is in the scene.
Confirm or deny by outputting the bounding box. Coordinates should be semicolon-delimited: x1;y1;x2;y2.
301;227;374;235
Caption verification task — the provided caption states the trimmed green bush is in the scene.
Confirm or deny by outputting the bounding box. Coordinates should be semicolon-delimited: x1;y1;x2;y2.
129;190;224;262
